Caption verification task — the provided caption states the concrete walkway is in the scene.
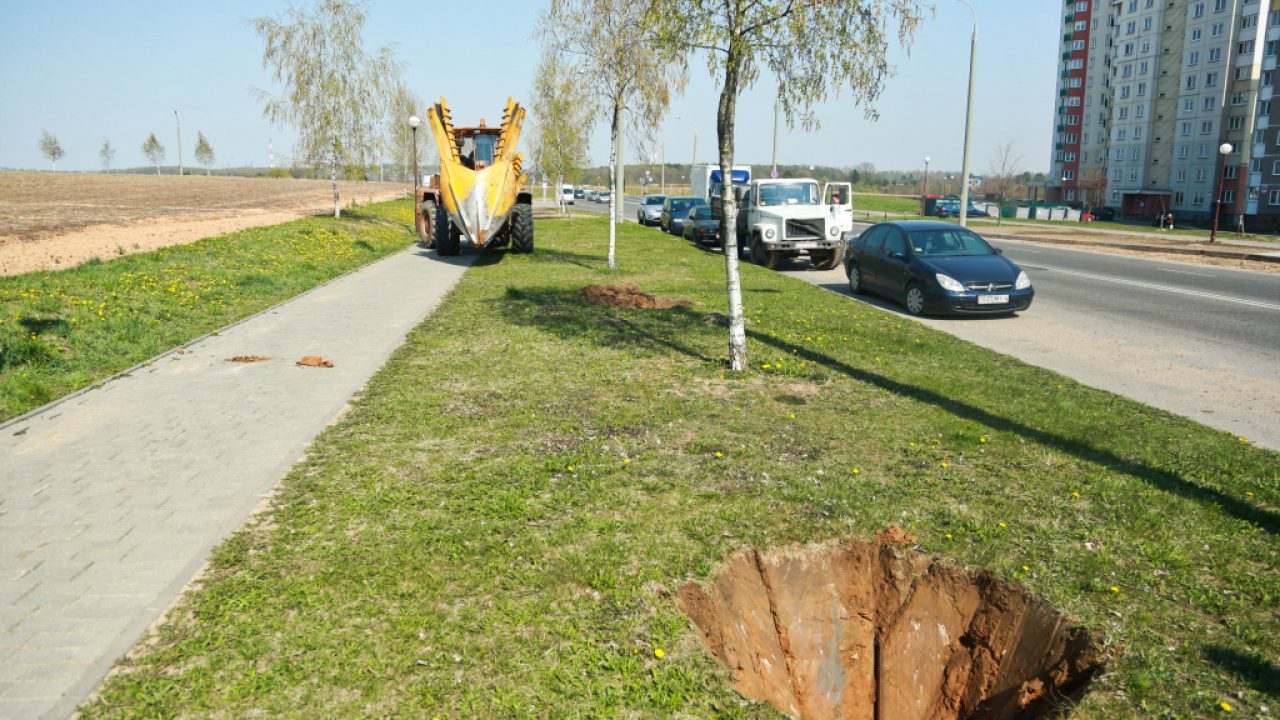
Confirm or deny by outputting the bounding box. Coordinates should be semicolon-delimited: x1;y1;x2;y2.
0;245;472;719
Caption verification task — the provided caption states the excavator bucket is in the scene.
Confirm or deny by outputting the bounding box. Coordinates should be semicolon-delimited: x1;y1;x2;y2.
426;96;529;248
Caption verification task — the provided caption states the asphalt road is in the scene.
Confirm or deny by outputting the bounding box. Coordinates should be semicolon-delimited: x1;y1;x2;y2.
573;199;1280;448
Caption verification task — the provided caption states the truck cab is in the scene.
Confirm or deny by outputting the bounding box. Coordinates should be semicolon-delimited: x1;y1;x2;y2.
735;178;845;270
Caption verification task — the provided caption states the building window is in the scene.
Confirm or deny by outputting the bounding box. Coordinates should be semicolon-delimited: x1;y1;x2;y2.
1186;75;1197;90
1255;129;1266;144
1270;189;1280;205
1251;158;1261;173
1231;91;1246;105
1069;58;1084;69
1070;77;1083;88
1268;41;1278;57
1179;145;1190;158
1206;71;1218;87
1068;114;1081;125
1189;51;1200;66
1191;28;1202;41
1228;116;1245;130
1177;168;1188;180
1134;126;1143;140
1067;133;1079;143
1075;20;1088;31
1238;41;1254;55
1068;96;1082;106
1064;169;1076;180
1077;1;1088;10
1214;0;1228;11
1208;48;1221;62
1123;62;1134;76
1183;98;1195;112
1194;192;1206;205
1131;148;1140;160
1264;71;1273;86
1273;160;1280;174
1141;40;1151;53
1211;22;1224;36
1119;107;1129;119
1140;61;1149;74
1129;170;1139;181
1136;104;1146;118
1196;168;1207;181
1113;190;1121;201
1224;165;1238;179
1260;100;1272;115
1120;85;1132;98
1272;10;1280;26
1204;97;1217;111
1175;191;1186;204
1066;189;1075;202
1194;3;1205;18
1126;21;1136;35
1199;144;1209;158
1201;120;1214;135
1182;122;1192;136
1143;17;1152;30
1118;128;1128;140
1222;189;1236;204
1073;39;1086;51
1243;13;1257;29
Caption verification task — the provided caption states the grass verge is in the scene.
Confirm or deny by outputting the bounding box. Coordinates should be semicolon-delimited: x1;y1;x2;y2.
970;217;1280;244
81;215;1277;718
0;201;415;422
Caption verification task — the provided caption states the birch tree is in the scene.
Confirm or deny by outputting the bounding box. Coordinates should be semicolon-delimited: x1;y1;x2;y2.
541;0;685;269
100;138;115;173
654;0;926;370
141;133;165;174
384;85;429;187
194;132;216;176
530;48;593;218
251;0;402;218
39;130;64;171
986;140;1022;226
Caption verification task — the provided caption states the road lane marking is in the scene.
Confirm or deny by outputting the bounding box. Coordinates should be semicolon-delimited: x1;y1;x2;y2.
1034;265;1280;311
1159;268;1215;277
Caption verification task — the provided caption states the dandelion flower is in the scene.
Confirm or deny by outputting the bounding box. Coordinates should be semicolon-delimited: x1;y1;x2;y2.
623;458;631;465
1110;586;1120;593
852;468;861;475
714;451;723;458
941;462;948;469
654;648;665;659
999;522;1007;528
1072;491;1081;499
1220;702;1232;712
945;533;953;540
1022;565;1030;571
567;465;575;472
979;437;987;444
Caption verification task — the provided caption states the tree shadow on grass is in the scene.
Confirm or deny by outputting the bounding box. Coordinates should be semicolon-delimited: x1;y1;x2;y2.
1202;646;1280;698
498;286;1278;535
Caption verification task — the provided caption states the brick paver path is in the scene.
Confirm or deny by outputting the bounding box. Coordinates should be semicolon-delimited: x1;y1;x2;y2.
1;246;472;719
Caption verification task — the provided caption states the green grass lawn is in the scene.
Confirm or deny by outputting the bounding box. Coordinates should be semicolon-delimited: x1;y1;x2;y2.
80;215;1277;718
971;217;1280;244
851;193;924;218
0;201;415;422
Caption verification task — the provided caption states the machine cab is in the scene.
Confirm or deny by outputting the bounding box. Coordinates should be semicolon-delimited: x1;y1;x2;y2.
823;182;854;236
455;124;502;170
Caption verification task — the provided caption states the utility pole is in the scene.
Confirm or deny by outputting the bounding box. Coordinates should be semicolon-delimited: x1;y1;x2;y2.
957;0;978;228
661;143;666;195
771;99;779;177
174;110;183;176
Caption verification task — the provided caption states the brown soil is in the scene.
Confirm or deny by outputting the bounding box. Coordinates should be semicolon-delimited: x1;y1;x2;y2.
678;530;1103;720
226;356;270;363
581;283;692;310
0;171;405;276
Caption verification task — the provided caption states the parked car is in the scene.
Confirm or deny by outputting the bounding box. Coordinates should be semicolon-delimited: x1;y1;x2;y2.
598;190;612;204
935;202;987;218
560;184;575;205
1092;207;1116;221
660;196;707;234
682;205;721;245
574;187;586;199
842;220;1033;316
637;194;667;225
587;190;600;202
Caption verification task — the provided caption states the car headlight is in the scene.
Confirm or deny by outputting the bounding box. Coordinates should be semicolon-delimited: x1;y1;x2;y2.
935;273;965;293
764;226;776;240
1015;270;1031;290
828;225;839;237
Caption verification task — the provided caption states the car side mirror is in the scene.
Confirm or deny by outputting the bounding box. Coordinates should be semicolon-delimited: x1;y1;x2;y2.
889;251;906;260
993;248;1003;255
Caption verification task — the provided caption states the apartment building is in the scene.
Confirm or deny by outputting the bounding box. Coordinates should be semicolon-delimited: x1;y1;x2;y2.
1050;0;1280;228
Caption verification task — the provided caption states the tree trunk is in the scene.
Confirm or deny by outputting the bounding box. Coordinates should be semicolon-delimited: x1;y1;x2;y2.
718;44;748;372
607;101;621;270
331;138;341;219
614;103;625;225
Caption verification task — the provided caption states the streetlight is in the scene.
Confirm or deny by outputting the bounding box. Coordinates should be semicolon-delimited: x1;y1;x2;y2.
772;99;780;177
409;115;421;227
1211;142;1233;243
923;156;931;196
956;0;978;228
174;110;183;176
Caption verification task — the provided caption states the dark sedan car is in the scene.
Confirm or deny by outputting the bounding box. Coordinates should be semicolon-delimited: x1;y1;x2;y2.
842;220;1033;316
681;205;720;245
660;196;706;234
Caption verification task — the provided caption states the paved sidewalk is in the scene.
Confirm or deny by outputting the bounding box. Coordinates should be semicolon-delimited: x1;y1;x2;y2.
0;245;472;719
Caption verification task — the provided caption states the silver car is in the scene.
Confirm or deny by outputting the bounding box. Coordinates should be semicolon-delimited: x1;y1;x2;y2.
637;195;667;226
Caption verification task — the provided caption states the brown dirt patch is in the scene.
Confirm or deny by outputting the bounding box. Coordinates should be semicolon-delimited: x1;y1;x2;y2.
581;283;692;310
0;171;405;276
226;356;270;363
678;530;1103;720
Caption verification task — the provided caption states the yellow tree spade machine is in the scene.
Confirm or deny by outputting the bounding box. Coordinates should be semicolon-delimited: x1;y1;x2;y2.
416;97;533;255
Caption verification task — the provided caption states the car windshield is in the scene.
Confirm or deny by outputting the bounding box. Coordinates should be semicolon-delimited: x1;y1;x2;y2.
690;206;713;220
908;228;996;257
669;198;702;212
645;196;665;205
759;182;819;206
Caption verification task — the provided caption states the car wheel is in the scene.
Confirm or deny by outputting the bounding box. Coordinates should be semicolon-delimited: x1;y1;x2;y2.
904;284;926;316
751;236;778;270
847;264;864;295
810;249;841;271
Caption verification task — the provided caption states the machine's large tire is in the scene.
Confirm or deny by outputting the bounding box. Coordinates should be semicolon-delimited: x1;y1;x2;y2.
435;203;461;256
810;248;841;271
417;199;437;248
751;236;778;270
510;202;534;253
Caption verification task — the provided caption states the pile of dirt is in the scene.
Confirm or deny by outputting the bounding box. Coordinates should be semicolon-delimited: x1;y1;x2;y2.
678;529;1103;720
581;283;692;310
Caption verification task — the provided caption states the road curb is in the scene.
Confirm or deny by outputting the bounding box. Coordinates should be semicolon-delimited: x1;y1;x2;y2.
980;231;1280;264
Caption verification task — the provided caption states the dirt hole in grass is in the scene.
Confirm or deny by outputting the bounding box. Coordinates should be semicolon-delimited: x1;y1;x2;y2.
678;528;1104;720
581;283;692;310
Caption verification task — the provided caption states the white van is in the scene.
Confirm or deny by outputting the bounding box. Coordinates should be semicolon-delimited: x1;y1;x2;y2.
560;184;575;205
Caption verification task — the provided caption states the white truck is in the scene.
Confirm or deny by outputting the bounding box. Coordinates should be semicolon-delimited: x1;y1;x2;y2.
691;163;752;203
733;178;853;270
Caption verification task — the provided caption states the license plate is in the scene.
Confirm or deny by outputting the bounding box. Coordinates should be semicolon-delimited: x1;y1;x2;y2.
794;241;818;249
977;294;1009;305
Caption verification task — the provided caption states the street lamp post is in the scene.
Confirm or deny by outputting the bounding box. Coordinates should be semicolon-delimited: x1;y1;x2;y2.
956;0;978;228
409;115;421;229
1211;142;1232;243
174;110;183;176
923;156;931;196
772;99;780;177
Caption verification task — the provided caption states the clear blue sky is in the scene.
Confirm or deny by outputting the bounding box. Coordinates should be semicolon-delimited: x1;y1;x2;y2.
0;1;1058;175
